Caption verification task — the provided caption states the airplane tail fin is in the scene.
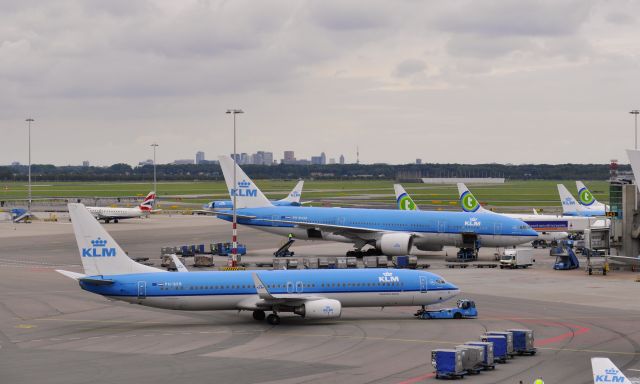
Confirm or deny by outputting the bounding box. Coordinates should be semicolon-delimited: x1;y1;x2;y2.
457;183;489;213
138;191;156;211
218;156;273;209
279;180;304;204
68;203;164;276
394;184;418;210
557;184;581;215
591;357;631;383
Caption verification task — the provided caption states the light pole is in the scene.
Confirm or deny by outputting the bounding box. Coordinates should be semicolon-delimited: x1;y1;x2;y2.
26;118;34;211
631;110;639;150
151;143;158;196
226;109;244;267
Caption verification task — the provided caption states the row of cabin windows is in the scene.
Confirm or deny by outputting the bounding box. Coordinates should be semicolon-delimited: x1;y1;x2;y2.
158;281;404;291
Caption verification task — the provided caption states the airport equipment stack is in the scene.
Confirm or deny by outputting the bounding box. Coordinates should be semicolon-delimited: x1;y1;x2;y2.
551;241;580;270
432;329;535;379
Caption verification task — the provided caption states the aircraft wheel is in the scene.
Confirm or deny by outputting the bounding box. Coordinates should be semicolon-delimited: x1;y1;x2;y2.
104;219;110;224
252;310;266;321
453;312;463;319
266;314;280;325
114;219;119;223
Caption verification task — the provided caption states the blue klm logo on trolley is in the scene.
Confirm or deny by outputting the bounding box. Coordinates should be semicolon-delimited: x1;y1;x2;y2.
82;237;116;257
230;180;257;197
594;368;626;383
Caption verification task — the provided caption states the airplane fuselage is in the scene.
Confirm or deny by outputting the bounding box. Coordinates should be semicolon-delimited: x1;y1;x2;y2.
80;269;459;311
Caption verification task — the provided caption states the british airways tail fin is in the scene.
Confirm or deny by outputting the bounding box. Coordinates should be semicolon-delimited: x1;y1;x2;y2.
591;357;631;383
218;156;273;209
138;191;156;211
457;183;490;213
279;180;304;204
558;184;581;215
394;184;419;210
66;203;163;276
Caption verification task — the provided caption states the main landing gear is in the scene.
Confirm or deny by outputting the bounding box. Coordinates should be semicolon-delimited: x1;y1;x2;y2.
346;247;382;257
252;310;281;325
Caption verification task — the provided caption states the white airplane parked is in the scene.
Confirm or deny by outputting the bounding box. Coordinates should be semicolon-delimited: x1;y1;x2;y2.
86;192;156;223
591;357;632;383
558;183;608;217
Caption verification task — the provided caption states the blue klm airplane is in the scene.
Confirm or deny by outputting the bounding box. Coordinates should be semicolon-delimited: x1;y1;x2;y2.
215;156;538;256
57;203;460;325
202;180;305;210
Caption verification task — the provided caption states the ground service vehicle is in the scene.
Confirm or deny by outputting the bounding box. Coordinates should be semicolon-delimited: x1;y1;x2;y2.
499;248;534;269
416;299;477;319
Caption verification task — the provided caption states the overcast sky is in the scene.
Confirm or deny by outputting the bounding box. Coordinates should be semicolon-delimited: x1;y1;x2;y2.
1;0;640;166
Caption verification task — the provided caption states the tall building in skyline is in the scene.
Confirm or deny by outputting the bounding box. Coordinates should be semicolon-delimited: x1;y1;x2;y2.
283;150;295;164
339;154;345;164
196;151;205;164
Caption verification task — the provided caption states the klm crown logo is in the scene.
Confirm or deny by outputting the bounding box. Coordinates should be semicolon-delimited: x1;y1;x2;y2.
322;305;334;315
231;179;258;197
91;238;107;247
82;237;116;257
605;369;619;375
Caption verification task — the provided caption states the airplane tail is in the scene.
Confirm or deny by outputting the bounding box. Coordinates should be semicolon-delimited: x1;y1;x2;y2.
66;203;163;276
394;184;419;210
138;191;156;211
218;156;273;209
576;181;609;211
591;357;631;383
279;180;304;204
457;183;489;213
557;184;581;215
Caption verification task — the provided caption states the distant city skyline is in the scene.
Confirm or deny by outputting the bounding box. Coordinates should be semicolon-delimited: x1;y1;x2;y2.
2;1;639;166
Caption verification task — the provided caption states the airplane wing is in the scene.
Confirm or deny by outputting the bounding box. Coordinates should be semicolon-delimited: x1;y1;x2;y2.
251;273;326;303
608;255;640;266
254;217;383;235
169;254;189;272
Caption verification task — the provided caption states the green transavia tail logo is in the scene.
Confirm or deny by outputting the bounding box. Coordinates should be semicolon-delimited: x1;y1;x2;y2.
397;194;416;211
578;188;595;206
460;191;479;212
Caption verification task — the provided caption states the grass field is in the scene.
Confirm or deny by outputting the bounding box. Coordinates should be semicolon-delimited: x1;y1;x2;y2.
0;180;610;211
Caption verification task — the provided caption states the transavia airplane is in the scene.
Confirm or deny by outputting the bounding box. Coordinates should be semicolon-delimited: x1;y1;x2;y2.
86;192;157;223
57;203;460;325
202;180;306;210
215;156;537;256
394;183;576;243
591;357;633;383
558;183;609;217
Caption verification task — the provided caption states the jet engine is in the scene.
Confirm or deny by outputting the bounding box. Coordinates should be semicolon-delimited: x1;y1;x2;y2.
415;243;444;252
378;233;413;256
294;299;342;319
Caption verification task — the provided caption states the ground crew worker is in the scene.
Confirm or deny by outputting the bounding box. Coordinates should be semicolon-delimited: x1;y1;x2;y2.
534;377;544;384
288;233;294;241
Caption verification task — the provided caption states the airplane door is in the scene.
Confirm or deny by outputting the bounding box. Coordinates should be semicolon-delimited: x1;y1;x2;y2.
494;223;502;235
295;281;304;293
437;221;446;233
419;276;427;293
137;281;146;299
287;282;294;294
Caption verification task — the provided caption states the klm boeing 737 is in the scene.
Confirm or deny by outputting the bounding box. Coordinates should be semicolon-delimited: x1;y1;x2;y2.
57;203;460;325
215;156;537;256
203;180;305;210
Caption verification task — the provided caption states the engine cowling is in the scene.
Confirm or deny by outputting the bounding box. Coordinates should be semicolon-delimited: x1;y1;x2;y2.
415;243;444;252
294;299;342;319
378;233;413;256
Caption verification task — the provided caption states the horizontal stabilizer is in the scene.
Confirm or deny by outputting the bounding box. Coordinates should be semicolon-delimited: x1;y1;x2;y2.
55;269;86;280
79;277;115;286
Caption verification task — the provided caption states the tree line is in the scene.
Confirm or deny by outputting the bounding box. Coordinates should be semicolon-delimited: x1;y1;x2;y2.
0;162;626;182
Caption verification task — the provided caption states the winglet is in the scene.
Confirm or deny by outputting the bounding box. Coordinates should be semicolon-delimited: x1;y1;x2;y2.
591;357;631;383
169;254;188;272
252;273;275;300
